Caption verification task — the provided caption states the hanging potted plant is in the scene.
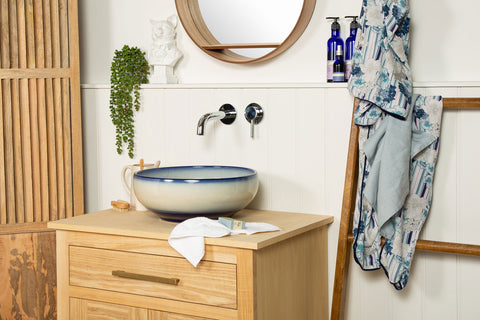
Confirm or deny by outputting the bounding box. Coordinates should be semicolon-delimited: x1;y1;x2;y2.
109;45;150;159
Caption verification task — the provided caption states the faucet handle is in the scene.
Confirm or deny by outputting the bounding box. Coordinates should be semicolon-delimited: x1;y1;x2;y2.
220;104;236;125
244;103;263;138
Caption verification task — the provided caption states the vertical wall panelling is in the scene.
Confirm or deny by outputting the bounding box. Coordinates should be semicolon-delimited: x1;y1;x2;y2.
213;88;247;166
422;87;459;320
323;88;353;213
457;108;480;244
456;87;480;319
186;88;215;165
240;89;268;209
295;88;327;214
80;88;103;213
93;88;118;209
163;89;191;163
83;83;480;320
267;89;298;212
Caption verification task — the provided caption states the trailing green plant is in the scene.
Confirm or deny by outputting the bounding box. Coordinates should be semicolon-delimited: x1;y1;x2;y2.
109;45;150;158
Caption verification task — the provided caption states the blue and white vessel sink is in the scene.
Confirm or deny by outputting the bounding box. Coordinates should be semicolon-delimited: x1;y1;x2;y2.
133;165;259;221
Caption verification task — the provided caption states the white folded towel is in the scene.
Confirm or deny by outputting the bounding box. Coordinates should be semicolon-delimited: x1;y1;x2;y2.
168;217;281;267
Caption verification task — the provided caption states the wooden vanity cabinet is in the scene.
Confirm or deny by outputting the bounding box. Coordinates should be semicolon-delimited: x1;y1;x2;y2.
48;209;333;320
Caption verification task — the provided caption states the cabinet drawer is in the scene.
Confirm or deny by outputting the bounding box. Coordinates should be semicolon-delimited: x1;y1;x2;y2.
69;246;237;309
70;298;215;320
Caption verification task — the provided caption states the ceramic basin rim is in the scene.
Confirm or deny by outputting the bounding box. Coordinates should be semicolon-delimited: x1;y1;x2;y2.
133;165;257;184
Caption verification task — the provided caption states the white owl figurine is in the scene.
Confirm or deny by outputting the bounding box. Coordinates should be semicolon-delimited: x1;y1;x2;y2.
149;15;183;83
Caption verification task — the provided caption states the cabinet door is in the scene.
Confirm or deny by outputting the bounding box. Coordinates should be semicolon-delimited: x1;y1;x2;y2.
148;310;213;320
70;298;147;320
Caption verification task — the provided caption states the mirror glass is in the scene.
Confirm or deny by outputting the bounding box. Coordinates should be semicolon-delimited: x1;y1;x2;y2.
197;0;304;58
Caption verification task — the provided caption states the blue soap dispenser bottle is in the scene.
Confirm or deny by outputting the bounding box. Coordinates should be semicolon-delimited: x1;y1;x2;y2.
344;15;358;81
326;17;344;82
333;45;345;82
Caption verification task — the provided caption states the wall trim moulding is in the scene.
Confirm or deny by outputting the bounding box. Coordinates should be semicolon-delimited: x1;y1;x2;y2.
81;82;480;90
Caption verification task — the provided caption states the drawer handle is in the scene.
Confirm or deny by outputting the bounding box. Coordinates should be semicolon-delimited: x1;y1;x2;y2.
112;270;180;285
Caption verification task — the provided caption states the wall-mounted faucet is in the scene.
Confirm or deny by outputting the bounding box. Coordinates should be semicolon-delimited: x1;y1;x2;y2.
197;104;236;135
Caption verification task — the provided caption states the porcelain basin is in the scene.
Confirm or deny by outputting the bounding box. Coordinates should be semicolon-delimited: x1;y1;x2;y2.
133;165;259;221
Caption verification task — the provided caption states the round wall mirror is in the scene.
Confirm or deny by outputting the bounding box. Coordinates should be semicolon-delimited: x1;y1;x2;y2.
175;0;316;63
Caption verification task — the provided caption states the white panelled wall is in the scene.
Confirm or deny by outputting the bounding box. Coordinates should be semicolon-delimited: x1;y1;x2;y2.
79;0;480;319
83;84;353;216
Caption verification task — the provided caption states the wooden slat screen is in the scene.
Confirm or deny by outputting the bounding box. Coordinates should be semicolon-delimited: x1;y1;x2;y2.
0;0;83;226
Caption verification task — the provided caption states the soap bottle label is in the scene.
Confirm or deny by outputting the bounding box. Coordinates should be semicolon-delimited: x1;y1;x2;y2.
327;60;334;81
333;71;345;82
345;60;353;80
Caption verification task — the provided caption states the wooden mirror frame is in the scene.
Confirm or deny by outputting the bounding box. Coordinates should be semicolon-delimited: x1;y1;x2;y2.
175;0;316;63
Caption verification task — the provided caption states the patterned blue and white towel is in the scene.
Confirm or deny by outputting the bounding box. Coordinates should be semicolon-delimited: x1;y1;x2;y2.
348;0;444;290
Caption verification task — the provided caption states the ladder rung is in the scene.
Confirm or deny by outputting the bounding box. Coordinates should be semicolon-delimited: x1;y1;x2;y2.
443;97;480;109
347;234;480;256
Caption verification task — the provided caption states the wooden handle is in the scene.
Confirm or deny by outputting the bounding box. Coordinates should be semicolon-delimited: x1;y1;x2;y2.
110;200;130;209
112;270;180;285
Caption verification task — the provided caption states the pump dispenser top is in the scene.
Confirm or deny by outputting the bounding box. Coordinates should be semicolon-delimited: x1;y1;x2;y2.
326;17;344;82
345;15;358;30
327;16;341;31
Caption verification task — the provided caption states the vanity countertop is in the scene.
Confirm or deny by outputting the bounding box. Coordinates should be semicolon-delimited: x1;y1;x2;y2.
48;209;333;250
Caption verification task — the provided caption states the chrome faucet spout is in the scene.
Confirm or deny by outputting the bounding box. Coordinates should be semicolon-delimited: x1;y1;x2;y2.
196;104;237;136
197;111;226;135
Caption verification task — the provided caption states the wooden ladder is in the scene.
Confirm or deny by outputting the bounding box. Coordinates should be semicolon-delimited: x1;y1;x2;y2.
330;97;480;320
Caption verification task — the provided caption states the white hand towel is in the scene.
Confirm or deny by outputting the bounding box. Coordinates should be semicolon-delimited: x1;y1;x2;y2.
168;217;281;267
